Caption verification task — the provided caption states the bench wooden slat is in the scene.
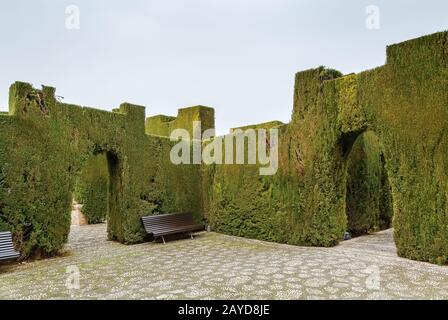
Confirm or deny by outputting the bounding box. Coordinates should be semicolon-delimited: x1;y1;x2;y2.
0;246;16;251
0;251;20;258
144;224;203;232
151;224;204;233
143;221;199;228
0;242;15;247
0;254;20;261
143;225;203;234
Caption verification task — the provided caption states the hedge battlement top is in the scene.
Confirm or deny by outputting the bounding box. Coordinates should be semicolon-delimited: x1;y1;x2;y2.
3;30;445;139
8;81;145;119
146;105;215;137
4;81;217;141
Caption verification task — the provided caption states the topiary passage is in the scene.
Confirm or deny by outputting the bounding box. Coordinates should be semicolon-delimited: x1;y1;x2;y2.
73;154;109;224
202;31;448;264
0;31;446;264
0;84;206;258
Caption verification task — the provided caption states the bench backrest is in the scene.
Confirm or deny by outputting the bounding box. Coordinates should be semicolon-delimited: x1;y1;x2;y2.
141;212;198;234
0;232;16;253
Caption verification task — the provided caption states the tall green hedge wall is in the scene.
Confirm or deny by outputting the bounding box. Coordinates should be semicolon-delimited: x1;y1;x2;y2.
0;31;446;265
203;31;448;264
0;83;204;259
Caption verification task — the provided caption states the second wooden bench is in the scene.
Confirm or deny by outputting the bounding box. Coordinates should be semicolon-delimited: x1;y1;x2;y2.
141;212;204;244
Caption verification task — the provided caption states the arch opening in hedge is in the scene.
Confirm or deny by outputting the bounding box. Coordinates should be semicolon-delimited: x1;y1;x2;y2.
73;153;109;225
344;130;393;237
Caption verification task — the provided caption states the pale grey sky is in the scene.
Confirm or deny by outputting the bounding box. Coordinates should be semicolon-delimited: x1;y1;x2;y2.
0;0;446;133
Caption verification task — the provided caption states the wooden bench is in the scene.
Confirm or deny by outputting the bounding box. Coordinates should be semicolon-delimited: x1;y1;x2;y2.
0;231;20;262
141;213;204;244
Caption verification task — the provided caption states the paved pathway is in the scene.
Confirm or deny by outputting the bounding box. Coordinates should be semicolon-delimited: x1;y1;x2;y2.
0;224;447;299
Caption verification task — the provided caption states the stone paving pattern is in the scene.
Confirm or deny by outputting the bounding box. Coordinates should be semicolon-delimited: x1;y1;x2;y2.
1;224;447;300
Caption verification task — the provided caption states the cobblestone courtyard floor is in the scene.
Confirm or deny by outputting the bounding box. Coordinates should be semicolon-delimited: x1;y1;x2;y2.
1;224;447;300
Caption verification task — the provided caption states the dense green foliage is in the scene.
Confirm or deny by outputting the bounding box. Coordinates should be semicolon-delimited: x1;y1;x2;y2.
146;106;215;137
73;154;109;224
356;32;448;264
230;121;285;133
204;32;448;264
346;132;393;236
0;83;204;258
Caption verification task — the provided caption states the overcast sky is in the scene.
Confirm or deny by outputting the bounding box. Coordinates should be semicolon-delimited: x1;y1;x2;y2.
0;0;447;134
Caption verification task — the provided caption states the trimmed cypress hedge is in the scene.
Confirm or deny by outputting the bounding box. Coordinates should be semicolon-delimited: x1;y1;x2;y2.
0;83;205;258
204;31;448;264
0;31;446;265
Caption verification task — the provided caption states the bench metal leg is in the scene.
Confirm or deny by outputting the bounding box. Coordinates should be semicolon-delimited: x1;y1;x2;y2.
161;236;166;244
190;233;194;240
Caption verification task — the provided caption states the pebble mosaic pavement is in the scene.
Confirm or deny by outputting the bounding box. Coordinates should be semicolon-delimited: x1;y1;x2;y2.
1;224;447;300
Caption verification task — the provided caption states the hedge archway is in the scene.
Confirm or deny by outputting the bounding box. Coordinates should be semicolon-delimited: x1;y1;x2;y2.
344;131;393;236
0;83;204;258
205;31;448;264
